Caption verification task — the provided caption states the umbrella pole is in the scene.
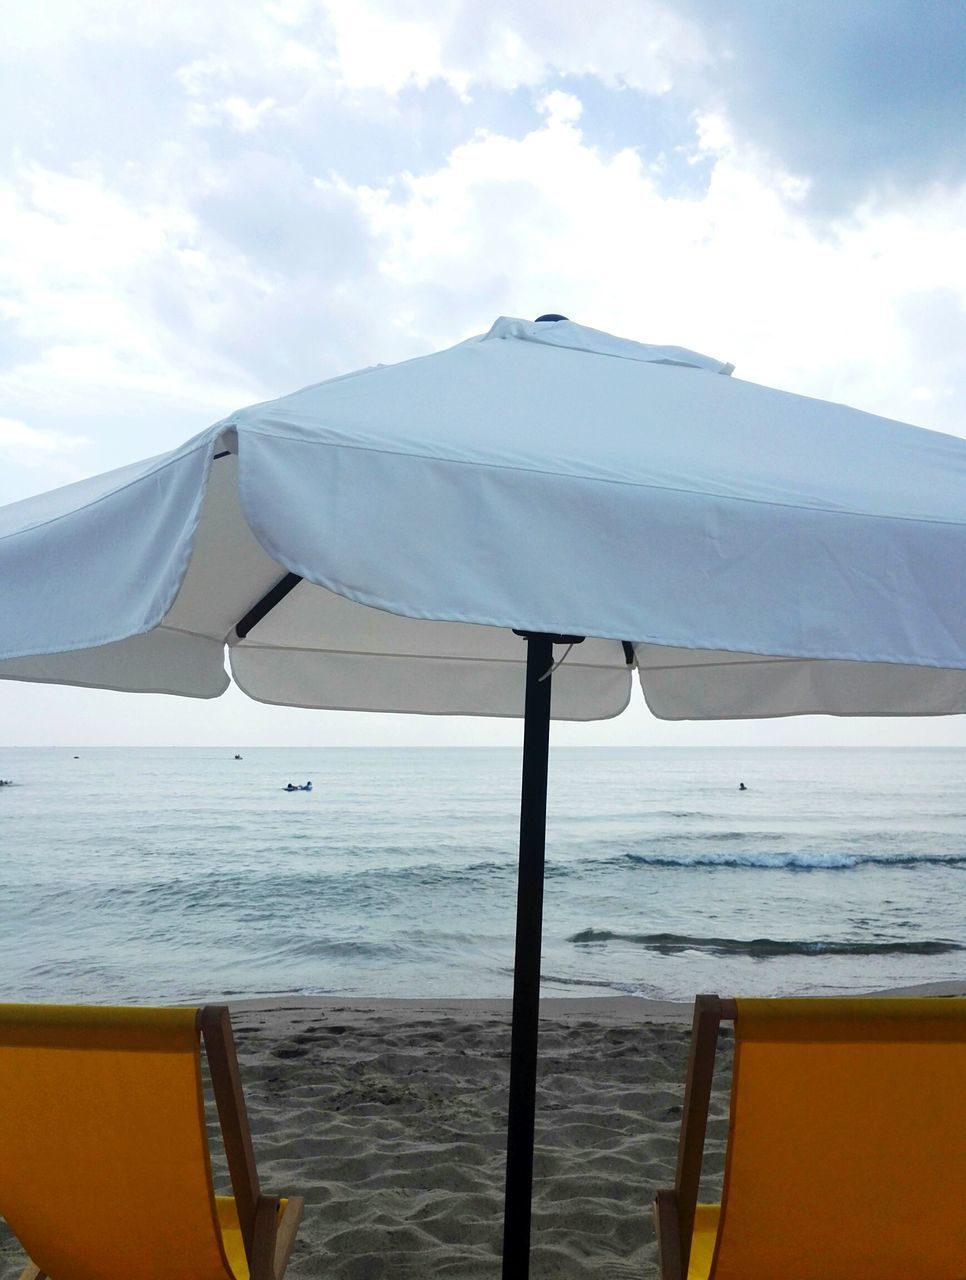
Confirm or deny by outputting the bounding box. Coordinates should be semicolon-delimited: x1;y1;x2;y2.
502;631;554;1280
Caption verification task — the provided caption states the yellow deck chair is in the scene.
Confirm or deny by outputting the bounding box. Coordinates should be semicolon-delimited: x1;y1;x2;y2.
0;1004;303;1280
654;994;966;1280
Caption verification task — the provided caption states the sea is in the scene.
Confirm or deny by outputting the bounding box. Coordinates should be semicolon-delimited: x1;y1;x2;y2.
0;746;963;1006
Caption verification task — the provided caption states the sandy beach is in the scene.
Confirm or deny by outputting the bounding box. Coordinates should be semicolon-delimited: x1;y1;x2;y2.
1;984;962;1280
224;995;713;1280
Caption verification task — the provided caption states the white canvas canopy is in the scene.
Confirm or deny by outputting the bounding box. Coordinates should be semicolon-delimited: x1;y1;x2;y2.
4;316;966;717
3;314;965;1279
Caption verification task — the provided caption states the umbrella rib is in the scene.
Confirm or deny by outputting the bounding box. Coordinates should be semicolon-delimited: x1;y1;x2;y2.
234;573;303;639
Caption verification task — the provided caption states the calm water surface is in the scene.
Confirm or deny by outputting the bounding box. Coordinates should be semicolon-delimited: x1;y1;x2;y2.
0;746;963;1003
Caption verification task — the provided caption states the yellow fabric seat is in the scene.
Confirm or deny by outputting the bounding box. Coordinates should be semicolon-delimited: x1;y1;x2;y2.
655;996;966;1280
215;1197;294;1280
216;1198;249;1280
0;1003;303;1280
685;1205;720;1280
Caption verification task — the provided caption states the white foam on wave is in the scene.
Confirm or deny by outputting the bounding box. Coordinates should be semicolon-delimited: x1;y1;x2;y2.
623;850;966;871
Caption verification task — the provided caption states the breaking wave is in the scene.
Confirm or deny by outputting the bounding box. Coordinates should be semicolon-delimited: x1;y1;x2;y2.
620;850;966;871
568;929;965;958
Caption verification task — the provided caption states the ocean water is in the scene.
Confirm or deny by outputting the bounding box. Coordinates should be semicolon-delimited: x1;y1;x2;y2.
0;746;962;1005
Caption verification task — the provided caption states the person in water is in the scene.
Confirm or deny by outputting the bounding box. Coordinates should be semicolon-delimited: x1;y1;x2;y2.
738;782;747;791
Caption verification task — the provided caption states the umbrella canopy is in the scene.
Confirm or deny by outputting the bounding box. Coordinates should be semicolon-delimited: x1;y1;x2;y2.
3;314;966;1279
4;315;966;713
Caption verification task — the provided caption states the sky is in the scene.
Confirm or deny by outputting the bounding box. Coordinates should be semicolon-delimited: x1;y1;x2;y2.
2;0;966;747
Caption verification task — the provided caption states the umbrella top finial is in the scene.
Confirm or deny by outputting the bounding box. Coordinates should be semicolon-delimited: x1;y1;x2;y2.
534;313;568;322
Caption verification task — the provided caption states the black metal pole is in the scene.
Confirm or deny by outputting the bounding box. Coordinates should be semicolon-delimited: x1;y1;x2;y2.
502;632;554;1280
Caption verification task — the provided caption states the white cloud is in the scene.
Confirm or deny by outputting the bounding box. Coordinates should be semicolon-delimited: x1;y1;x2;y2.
325;0;460;95
0;7;963;449
320;0;709;96
0;156;270;422
538;90;583;125
342;104;966;436
201;95;280;133
2;61;965;494
0;417;89;472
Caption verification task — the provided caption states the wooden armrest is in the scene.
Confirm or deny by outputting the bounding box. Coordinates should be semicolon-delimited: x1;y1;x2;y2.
250;1194;280;1280
274;1195;304;1278
654;1189;685;1280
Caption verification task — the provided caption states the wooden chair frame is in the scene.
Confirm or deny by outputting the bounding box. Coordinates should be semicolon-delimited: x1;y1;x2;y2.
654;994;736;1280
16;1005;303;1280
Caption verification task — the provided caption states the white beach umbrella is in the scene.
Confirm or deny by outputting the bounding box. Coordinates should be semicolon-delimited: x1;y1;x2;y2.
3;315;966;1278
